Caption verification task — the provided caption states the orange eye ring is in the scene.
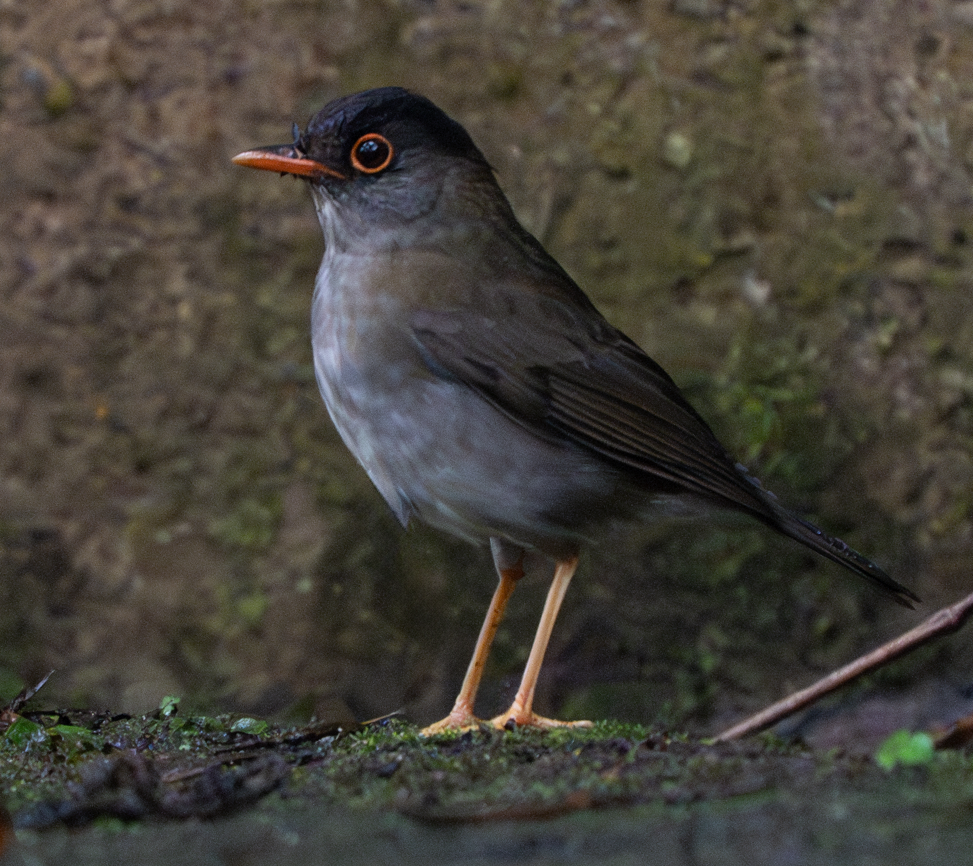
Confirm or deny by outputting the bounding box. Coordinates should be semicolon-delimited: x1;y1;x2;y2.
350;133;394;174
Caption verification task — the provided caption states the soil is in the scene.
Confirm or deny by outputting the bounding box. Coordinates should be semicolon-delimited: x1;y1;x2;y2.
3;707;973;865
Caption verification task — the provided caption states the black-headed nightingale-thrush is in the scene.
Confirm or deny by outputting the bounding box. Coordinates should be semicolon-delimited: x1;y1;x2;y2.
233;87;916;733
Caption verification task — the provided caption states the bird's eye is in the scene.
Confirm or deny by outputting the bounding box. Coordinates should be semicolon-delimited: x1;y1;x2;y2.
350;133;394;174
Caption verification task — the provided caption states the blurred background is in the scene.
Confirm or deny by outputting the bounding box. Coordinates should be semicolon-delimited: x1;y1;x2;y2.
1;0;972;740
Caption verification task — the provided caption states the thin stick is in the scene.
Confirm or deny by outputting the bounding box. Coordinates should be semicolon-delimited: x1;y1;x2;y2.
715;591;973;742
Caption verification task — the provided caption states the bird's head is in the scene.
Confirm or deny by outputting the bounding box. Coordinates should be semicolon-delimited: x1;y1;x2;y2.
233;87;505;249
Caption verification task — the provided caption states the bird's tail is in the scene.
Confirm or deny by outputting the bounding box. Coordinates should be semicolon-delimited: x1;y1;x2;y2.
765;501;919;608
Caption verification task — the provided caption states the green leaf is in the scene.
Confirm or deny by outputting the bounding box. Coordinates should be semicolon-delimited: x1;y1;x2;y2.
4;717;48;750
230;717;268;735
875;730;935;770
157;695;181;718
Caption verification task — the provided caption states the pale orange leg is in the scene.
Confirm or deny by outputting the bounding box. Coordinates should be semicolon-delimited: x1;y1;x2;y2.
490;555;591;730
420;559;524;735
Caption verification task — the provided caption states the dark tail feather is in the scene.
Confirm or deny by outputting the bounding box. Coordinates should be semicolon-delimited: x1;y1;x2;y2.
767;505;919;609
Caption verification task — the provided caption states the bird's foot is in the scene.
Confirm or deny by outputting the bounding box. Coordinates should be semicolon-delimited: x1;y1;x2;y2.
421;702;593;735
489;701;593;731
419;701;486;736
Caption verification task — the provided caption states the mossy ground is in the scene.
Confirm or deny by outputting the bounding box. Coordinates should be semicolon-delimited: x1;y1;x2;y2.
0;698;968;835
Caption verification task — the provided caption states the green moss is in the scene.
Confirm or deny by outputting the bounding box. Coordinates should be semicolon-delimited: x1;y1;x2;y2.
43;78;74;117
486;62;525;100
3;703;972;837
208;494;282;553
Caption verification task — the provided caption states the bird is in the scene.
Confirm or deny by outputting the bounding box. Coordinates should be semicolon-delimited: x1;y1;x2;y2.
232;86;918;734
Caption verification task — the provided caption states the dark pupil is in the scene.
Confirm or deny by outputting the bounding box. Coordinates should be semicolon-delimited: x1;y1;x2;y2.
357;138;388;169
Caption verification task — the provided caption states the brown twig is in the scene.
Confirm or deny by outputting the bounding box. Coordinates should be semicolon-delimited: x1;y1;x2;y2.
0;670;55;732
715;591;973;742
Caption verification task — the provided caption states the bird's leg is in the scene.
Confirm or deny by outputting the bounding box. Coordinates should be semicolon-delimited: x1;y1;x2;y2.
420;557;524;735
490;555;591;730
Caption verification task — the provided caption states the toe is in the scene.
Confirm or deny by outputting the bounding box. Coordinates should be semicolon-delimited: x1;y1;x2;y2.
489;709;593;731
419;708;487;736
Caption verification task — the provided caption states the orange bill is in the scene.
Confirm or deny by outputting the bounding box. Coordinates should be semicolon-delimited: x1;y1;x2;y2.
232;145;344;179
